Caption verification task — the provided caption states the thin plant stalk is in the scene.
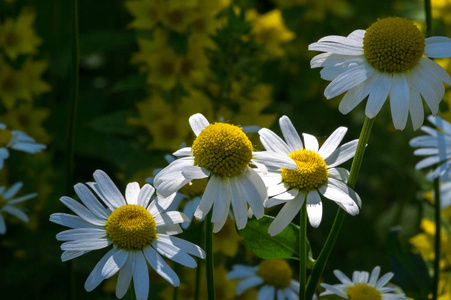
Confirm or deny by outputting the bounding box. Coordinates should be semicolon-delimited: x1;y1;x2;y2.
205;211;215;300
305;117;375;299
424;0;432;35
299;199;307;299
432;178;441;300
194;256;202;300
67;0;79;299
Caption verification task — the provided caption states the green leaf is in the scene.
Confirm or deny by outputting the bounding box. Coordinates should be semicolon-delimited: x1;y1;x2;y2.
238;215;315;267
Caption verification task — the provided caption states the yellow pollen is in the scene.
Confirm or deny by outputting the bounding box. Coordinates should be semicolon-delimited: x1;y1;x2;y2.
257;259;293;289
347;283;382;300
281;150;328;191
0;129;13;147
192;123;253;177
106;205;157;250
363;17;425;73
179;178;208;198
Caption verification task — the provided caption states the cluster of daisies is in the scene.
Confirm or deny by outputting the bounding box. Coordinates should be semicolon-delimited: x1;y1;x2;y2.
0;124;45;234
50;16;451;300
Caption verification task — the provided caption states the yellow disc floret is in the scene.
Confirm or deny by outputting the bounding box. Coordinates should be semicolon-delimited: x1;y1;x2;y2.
106;204;157;250
0;129;13;147
192;123;253;177
281;150;328;191
257;259;293;289
363;17;425;73
347;283;382;300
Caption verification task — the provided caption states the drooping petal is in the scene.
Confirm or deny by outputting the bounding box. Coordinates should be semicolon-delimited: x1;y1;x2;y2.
153;237;197;268
365;73;392;118
268;194;305;236
306;190;323;228
324;140;358;168
143;246;180;286
389;73;410;130
116;251;135;299
133;251;150;300
325;64;374;99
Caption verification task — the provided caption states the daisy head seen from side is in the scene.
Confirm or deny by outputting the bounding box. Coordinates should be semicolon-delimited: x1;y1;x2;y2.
50;170;205;300
321;266;407;299
259;116;361;236
309;17;451;130
154;113;297;233
410;115;451;182
227;259;300;300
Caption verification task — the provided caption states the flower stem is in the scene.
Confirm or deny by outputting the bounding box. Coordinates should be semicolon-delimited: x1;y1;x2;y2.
299;198;307;299
67;0;79;299
424;0;432;35
205;211;215;300
305;116;375;300
432;178;441;300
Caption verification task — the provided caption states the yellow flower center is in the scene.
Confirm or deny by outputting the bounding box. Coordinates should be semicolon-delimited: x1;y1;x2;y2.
192;123;253;177
105;205;157;250
363;17;425;73
281;150;328;191
0;128;13;147
257;259;293;289
179;178;208;198
347;283;382;300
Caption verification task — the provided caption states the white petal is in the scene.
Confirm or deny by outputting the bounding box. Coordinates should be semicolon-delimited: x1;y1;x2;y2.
424;37;451;58
229;176;248;231
172;147;192;157
143;246;180;286
428;115;451;133
0;215;5;234
137;184;155;208
154;158;195;197
365;73;392;118
390;73;410;130
74;183;109;219
60;196;106;226
268;194;305;236
333;269;353;284
258;285;276;300
210;176;230;232
61;250;89;262
56;228;107;241
50;213;102;229
408;83;424;131
408;62;440;115
3;182;23;199
181;166;209;180
319;180;359;215
153;237;197;268
302;133;319;152
375;272;394;288
154;211;190;226
156;224;183;235
84;248;116;291
194;176;217;220
369;266;381;286
420;57;451;85
269;189;299;202
116;251;135;298
253;151;297;170
93;170;126;208
279;116;303;150
325;64;374;99
236;275;264;295
61;238;110;251
265;197;288;208
125;182;140;205
324;140;358;168
258;128;291;155
166;235;206;258
316;35;363;47
133;251;150;300
308;41;364;55
189;113;209;136
306;190;323;228
241;168;267;218
2;205;29;222
328;167;350;182
338;71;380;115
318;127;348;159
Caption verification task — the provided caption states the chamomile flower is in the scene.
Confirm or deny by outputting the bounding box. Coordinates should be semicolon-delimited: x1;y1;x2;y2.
309;17;451;130
154;113;297;232
0;182;36;234
410;115;451;181
259;116;361;236
50;170;205;300
227;259;300;300
321;266;407;300
0;123;46;169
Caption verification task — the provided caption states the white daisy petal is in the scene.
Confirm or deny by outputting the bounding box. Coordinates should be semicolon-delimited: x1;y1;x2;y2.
368;266;381;286
0;215;5;234
420;57;451;85
325;64;374;99
265;197;288;208
93;170;126;208
116;251;135;299
143;246;180;286
259;128;292;155
338;71;380;115
268;194;304;236
3;182;23;199
424;37;451;58
84;248;116;291
308;41;364;55
211;178;230;232
229;176;248;231
56;228;107;241
280;115;304;150
154;158;195;197
125;182;140;205
317;35;364;47
236;276;264;295
324;140;358;168
133;251;150;300
252;151;297;170
408;83;424;131
74;183;110;219
61;238;110;251
194;176;218;221
189;113;210;136
61;250;90;262
60;196;106;226
181;166;209;180
389;73;410;130
306;190;323;228
328;167;350;182
302;133;319;152
365;72;392;118
172;147;192;157
2;205;29;222
50;213;101;229
137;184;155;208
318;127;348;159
154;211;190;226
166;235;205;258
408;63;440;115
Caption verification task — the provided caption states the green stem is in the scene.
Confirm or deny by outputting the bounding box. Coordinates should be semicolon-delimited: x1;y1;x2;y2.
432;178;441;300
305;117;375;300
424;0;432;36
205;212;215;300
299;199;307;299
67;0;79;299
194;256;202;300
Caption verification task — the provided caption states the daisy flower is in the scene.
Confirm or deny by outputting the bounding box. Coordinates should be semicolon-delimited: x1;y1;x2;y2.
309;17;451;130
0;123;46;169
321;266;407;299
50;170;205;300
259;116;361;236
227;259;300;300
154;113;297;232
0;182;36;234
410;115;451;181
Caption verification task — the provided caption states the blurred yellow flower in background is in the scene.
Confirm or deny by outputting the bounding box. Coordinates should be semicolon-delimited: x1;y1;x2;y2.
0;8;42;61
0;56;28;109
125;0;161;31
275;0;352;20
20;58;51;100
432;0;451;24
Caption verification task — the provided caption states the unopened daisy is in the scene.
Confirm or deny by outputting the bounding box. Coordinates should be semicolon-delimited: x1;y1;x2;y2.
410;115;451;181
309;17;451;130
259;116;361;236
50;170;205;300
0;123;46;169
154;113;297;232
321;266;407;299
227;259;300;300
0;182;36;234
